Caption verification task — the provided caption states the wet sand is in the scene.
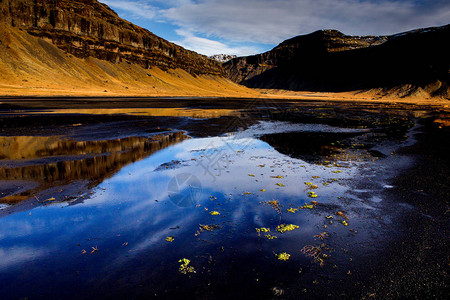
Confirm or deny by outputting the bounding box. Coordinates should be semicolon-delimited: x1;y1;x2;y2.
0;98;448;299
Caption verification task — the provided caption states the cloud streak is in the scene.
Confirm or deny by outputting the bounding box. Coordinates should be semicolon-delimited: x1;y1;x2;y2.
164;0;450;43
172;29;260;56
102;0;157;20
100;0;450;54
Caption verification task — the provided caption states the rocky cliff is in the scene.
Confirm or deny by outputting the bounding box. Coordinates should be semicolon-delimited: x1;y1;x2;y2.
210;54;237;63
0;0;223;75
224;26;450;98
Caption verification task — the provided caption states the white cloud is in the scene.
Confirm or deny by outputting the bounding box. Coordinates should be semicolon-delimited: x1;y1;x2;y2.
100;0;450;55
172;29;260;56
164;0;450;43
102;0;157;19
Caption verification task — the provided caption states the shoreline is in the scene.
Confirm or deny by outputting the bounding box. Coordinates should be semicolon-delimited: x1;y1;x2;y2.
1;94;449;110
356;115;450;298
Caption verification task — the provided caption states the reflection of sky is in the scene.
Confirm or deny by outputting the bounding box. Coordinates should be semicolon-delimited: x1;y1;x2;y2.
0;126;368;297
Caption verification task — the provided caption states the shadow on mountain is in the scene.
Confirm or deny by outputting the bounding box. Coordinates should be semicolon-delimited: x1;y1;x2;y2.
225;26;450;98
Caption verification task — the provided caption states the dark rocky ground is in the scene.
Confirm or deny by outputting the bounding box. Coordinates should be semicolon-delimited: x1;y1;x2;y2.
356;116;450;299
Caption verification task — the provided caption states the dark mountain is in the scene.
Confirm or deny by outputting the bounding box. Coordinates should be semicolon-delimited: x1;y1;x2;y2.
0;0;223;75
224;26;450;98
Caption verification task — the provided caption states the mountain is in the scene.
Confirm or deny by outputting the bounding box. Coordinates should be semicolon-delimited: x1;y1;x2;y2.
0;0;223;75
210;54;237;63
0;0;255;97
224;26;450;99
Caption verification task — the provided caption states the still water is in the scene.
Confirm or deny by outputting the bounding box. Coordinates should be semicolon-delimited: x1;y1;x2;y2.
0;108;414;298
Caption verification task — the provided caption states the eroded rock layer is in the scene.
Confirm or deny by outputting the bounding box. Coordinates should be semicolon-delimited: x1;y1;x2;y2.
0;0;223;75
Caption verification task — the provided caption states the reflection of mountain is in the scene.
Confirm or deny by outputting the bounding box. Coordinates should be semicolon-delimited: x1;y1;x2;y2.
25;108;241;119
260;132;360;163
0;132;188;202
0;133;188;161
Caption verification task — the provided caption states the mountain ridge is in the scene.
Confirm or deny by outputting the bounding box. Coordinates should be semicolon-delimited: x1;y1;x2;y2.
0;0;223;75
0;0;261;97
210;54;237;63
224;25;450;99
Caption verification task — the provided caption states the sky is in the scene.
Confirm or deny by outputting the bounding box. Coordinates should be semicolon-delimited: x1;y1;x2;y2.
100;0;450;56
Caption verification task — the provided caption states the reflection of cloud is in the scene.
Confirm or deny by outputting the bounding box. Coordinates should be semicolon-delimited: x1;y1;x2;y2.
0;124;363;287
0;247;46;269
0;216;70;240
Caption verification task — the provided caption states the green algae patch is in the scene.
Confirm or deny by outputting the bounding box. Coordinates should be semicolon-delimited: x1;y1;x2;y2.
307;191;318;198
195;224;222;236
264;200;282;214
301;204;314;209
256;227;270;233
276;224;299;233
301;245;328;266
276;252;291;261
179;258;196;274
336;211;349;220
265;234;278;240
314;232;329;240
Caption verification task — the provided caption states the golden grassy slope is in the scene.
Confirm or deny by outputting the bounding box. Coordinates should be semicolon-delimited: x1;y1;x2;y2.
0;27;260;97
0;27;448;107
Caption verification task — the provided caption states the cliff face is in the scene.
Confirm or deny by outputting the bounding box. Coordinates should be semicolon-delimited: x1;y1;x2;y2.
210;54;237;63
0;0;223;75
224;26;450;98
225;30;389;83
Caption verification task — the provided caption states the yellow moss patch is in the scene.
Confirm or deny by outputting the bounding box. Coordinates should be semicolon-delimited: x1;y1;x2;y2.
276;224;299;233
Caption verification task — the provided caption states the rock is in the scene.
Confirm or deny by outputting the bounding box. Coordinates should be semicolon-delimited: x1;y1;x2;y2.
224;26;450;99
209;54;237;63
0;0;223;76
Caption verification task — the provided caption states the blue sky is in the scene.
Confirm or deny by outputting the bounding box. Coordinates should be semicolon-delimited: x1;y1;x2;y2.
101;0;450;56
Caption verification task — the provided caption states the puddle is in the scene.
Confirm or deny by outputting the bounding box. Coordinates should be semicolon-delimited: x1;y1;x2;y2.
0;104;423;298
3;107;242;119
0;132;189;204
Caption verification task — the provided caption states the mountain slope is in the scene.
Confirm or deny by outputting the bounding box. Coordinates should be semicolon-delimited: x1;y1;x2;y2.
0;26;257;97
224;26;450;99
0;0;222;75
0;0;260;96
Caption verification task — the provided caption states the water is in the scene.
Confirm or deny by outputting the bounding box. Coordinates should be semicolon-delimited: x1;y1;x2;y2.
0;103;418;298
